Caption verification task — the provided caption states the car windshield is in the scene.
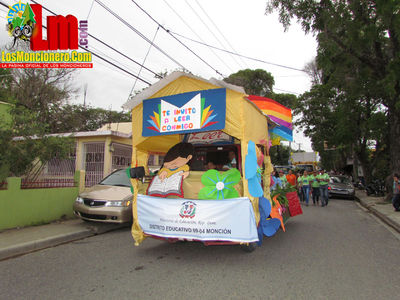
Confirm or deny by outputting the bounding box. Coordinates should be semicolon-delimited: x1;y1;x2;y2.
99;169;131;187
296;165;314;172
331;176;350;184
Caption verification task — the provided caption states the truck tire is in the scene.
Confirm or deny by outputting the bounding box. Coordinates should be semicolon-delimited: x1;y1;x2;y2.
240;242;257;253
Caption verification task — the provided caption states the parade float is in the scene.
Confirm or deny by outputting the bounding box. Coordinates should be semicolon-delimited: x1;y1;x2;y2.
123;71;302;252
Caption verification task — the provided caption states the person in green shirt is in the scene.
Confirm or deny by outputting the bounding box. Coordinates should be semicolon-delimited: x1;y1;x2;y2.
278;170;288;187
301;170;311;206
317;169;330;207
310;171;320;205
297;172;304;202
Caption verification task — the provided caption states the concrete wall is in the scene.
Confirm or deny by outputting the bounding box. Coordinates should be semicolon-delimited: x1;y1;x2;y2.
0;171;81;231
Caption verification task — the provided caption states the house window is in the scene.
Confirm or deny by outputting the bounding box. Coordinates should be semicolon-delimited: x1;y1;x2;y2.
111;143;132;170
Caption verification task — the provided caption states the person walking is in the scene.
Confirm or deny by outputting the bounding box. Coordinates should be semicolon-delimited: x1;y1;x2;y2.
286;169;297;187
297;171;304;202
301;170;311;206
271;170;282;191
310;170;320;205
317;169;330;207
392;173;400;211
279;170;288;188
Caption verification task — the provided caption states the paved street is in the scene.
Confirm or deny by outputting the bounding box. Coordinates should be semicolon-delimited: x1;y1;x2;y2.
1;199;399;300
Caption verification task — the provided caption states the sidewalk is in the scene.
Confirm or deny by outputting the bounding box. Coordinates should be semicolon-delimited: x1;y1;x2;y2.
0;218;128;261
356;190;400;233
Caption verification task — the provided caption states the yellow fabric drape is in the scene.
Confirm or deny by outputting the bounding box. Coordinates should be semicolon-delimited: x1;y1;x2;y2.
130;74;271;245
130;148;146;245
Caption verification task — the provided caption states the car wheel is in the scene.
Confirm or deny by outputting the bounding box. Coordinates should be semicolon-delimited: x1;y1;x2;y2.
240;242;257;253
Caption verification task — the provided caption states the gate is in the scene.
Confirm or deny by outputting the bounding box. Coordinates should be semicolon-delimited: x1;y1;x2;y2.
83;142;105;187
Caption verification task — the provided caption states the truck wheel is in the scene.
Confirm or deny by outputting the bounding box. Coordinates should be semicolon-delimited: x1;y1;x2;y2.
23;25;32;37
240;242;257;253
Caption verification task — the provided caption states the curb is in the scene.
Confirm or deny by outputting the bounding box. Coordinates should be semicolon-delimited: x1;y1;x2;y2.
0;223;129;261
0;230;92;261
357;196;400;234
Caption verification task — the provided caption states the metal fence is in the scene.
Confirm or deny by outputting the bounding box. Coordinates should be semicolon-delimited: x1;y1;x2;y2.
84;142;105;187
21;178;76;189
20;145;77;189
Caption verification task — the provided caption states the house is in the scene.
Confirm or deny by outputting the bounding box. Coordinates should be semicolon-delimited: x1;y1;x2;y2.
14;122;133;189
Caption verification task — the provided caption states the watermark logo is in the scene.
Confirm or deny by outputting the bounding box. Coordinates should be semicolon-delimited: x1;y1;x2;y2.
3;1;92;68
6;1;35;41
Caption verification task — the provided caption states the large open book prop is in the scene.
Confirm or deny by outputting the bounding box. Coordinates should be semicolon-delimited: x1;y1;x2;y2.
146;171;184;198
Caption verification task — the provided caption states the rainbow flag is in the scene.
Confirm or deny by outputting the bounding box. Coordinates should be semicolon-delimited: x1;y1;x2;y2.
248;95;293;142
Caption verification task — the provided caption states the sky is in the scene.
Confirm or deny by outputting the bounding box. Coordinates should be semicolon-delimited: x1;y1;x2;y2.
0;0;317;151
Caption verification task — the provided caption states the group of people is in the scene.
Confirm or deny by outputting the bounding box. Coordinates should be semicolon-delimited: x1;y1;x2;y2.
271;169;330;207
204;150;237;171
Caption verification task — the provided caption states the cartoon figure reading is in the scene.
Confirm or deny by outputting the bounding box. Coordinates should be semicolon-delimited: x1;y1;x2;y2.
147;142;193;198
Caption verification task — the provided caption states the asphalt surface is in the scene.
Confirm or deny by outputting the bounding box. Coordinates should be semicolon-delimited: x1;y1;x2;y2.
1;199;399;300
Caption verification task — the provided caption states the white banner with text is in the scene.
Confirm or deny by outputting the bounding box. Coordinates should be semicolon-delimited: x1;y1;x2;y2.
137;195;258;242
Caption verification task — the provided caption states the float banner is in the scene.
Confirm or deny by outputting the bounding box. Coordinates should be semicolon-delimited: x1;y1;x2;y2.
137;194;258;242
142;88;226;137
183;130;234;145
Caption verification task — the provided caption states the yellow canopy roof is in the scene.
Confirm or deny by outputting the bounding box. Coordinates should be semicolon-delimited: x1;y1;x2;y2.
127;72;270;153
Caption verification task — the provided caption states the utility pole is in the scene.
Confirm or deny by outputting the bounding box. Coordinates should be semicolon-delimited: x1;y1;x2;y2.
83;84;88;107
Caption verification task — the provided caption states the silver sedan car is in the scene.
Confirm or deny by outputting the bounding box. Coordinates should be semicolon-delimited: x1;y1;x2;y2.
328;175;355;200
73;169;133;223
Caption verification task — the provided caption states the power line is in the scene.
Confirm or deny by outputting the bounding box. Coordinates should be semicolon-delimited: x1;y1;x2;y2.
88;43;153;83
127;26;160;101
194;0;248;69
29;0;161;79
86;0;95;20
187;0;244;70
89;35;162;79
170;30;307;73
0;1;152;85
275;75;309;78
162;0;233;74
274;87;301;95
130;0;223;77
94;0;187;71
84;47;152;84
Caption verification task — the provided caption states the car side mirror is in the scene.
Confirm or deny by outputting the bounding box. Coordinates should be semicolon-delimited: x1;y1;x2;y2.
129;167;145;181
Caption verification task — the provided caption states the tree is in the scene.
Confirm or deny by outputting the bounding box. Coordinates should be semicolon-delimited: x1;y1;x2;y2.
55;104;131;133
224;69;275;96
294;68;389;181
8;68;76;133
266;0;400;175
0;104;73;179
223;69;298;109
271;93;297;109
0;68;76;179
270;144;291;166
